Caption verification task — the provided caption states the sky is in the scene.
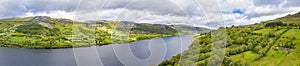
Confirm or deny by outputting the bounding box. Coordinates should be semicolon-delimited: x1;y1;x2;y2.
0;0;300;29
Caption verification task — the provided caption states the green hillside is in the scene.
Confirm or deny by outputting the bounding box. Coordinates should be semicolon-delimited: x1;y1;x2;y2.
0;16;207;49
159;12;300;66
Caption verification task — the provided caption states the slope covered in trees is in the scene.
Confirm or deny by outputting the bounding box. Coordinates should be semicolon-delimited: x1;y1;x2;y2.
159;12;300;66
0;16;208;49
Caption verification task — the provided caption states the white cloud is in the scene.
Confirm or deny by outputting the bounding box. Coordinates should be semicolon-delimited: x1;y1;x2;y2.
216;0;300;27
24;11;76;20
97;8;210;27
1;0;300;28
223;7;300;26
218;0;252;12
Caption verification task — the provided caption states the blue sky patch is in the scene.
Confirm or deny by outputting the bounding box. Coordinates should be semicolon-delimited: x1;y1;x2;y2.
232;9;244;14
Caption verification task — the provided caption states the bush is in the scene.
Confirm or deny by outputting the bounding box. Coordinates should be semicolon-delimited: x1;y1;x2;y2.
265;21;284;27
16;24;49;35
16;24;60;36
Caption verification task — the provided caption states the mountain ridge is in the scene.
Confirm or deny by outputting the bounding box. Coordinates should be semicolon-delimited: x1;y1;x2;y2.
0;16;209;49
0;16;211;29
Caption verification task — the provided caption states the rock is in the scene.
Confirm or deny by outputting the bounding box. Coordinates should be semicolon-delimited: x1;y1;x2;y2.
30;16;51;22
30;16;53;28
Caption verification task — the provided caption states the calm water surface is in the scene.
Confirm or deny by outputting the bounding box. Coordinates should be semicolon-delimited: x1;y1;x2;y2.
0;35;194;66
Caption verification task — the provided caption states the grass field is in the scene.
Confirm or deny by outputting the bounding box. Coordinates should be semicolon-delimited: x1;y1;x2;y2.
160;12;300;66
249;29;300;66
229;51;262;64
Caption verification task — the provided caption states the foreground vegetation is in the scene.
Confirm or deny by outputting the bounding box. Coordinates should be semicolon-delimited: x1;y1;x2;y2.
0;16;207;49
159;12;300;66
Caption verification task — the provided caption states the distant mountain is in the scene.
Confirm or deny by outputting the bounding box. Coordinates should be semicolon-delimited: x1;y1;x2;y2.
0;16;209;49
159;12;300;66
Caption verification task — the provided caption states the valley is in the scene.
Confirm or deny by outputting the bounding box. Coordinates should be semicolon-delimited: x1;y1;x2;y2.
0;16;208;49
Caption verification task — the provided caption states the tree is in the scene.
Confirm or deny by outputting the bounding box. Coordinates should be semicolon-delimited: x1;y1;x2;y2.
22;39;32;47
265;21;284;27
223;58;233;66
49;37;56;48
240;45;248;52
253;45;263;54
1;23;14;45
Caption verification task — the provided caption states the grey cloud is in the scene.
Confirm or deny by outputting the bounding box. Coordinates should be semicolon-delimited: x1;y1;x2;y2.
0;0;300;28
103;0;132;9
23;0;78;12
0;0;202;18
283;0;300;7
253;0;283;6
0;0;79;18
253;0;300;8
104;0;198;16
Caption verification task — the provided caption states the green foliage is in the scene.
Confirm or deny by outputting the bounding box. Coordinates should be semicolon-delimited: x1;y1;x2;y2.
265;21;285;27
159;12;300;66
15;24;60;36
159;54;181;66
0;16;205;49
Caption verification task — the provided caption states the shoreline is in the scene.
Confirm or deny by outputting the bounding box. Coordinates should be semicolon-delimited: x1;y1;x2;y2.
0;35;194;49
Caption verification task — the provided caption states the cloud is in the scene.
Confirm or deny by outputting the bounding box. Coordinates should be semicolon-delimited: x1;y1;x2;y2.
245;5;300;18
24;10;76;20
252;0;283;6
0;0;300;28
216;0;300;27
222;11;299;27
284;0;300;7
0;0;78;18
97;8;209;28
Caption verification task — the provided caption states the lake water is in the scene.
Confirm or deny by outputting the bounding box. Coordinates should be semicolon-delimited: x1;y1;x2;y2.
0;35;194;66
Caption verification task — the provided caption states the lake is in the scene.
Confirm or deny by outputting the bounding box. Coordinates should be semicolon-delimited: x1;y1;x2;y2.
0;35;194;66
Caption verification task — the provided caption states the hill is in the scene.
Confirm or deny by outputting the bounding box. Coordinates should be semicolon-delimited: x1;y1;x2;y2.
0;16;208;49
159;12;300;66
